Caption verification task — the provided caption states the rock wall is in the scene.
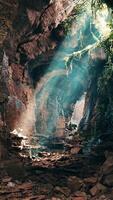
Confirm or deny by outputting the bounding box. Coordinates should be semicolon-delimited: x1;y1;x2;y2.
0;0;75;159
79;50;109;137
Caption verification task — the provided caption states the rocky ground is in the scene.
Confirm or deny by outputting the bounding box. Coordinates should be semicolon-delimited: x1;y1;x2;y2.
0;151;113;200
0;2;113;199
1;131;113;200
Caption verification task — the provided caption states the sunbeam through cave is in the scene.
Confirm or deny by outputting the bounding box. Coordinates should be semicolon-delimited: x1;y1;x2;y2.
26;1;111;151
8;0;112;155
2;0;113;199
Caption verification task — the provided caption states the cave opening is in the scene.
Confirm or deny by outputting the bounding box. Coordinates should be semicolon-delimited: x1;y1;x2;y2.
1;1;113;199
0;0;111;162
23;1;110;157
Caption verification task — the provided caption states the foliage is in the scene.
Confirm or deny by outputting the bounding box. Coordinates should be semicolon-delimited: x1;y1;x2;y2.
64;0;113;75
96;35;113;132
92;0;113;8
98;57;113;94
61;1;87;35
91;0;103;16
63;0;113;134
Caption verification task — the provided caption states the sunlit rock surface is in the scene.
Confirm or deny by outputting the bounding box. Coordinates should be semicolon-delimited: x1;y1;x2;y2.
0;146;113;199
0;0;76;158
0;1;113;200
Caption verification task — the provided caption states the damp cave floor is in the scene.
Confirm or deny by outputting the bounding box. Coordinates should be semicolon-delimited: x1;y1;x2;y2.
1;144;112;200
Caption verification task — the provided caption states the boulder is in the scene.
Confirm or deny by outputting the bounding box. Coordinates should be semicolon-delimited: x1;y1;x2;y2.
51;198;62;200
84;177;97;184
7;182;15;188
2;177;12;183
53;186;71;197
90;183;107;196
71;191;87;200
71;197;87;200
101;153;113;175
71;147;81;155
67;176;83;192
102;174;113;187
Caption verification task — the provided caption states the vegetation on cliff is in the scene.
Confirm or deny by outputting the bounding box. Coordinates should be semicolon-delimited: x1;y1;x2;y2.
63;0;113;137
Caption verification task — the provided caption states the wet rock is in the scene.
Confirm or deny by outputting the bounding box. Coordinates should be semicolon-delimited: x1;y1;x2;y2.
74;191;87;199
0;115;3;129
53;186;71;197
0;141;8;160
70;147;81;155
90;183;107;196
0;0;76;159
9;128;31;157
102;174;113;187
71;197;86;200
97;195;110;200
67;176;83;192
100;153;113;187
7;182;15;188
101;152;113;175
0;92;8;103
83;177;97;186
20;0;75;59
2;176;12;183
32;183;53;195
31;151;74;169
71;191;87;200
5;96;26;130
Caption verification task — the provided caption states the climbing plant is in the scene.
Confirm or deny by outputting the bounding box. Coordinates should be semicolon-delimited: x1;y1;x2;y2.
63;0;113;135
60;0;87;35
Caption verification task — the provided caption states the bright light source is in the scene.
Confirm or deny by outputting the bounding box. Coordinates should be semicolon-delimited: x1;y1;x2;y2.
14;1;111;142
94;4;111;39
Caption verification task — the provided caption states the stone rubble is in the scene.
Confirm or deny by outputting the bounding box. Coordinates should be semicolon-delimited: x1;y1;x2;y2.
0;149;113;200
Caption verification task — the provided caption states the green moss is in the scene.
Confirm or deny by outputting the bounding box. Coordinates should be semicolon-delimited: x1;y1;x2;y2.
60;3;85;35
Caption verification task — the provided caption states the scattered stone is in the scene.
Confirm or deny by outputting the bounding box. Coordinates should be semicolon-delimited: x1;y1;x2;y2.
51;198;62;200
2;176;12;183
32;183;53;195
71;197;86;200
75;191;87;199
90;183;107;196
68;176;83;192
54;186;71;197
7;182;15;188
84;177;97;185
102;174;113;187
31;195;46;200
97;195;109;200
101;153;113;175
71;147;81;155
71;191;88;200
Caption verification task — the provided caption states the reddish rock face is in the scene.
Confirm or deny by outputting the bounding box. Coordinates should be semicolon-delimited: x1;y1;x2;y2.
71;197;86;200
17;0;75;60
0;0;75;157
5;96;26;130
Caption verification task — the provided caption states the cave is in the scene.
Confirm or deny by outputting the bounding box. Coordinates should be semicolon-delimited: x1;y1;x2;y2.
0;0;113;199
